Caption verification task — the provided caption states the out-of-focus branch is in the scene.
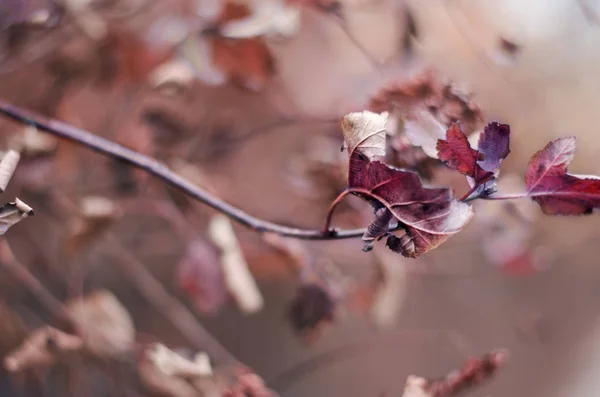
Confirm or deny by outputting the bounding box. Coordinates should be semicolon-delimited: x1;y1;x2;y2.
103;234;238;366
0;100;373;240
0;239;69;321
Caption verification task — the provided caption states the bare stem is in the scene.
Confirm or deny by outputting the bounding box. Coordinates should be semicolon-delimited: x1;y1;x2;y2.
0;100;370;240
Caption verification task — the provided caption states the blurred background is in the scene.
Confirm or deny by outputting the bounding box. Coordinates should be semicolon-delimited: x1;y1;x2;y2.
1;0;600;396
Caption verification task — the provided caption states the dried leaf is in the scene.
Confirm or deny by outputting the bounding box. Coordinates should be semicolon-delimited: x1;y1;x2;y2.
0;198;34;235
149;58;196;95
147;344;212;378
176;239;227;314
286;283;334;338
3;327;83;372
525;137;600;215
208;215;264;314
219;1;301;40
349;153;473;257
66;290;135;358
179;34;228;86
341;110;389;160
0;150;20;192
211;37;274;91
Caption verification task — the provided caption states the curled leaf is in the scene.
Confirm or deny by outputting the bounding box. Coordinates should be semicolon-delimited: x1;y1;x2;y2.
349;153;473;257
525;137;600;215
0;150;20;192
147;343;212;378
0;198;34;235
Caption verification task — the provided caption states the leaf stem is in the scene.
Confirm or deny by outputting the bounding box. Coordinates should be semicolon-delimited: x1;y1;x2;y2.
0;100;370;241
322;189;352;233
482;192;529;201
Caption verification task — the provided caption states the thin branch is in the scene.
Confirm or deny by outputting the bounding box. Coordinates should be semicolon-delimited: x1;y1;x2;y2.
0;100;370;240
103;234;238;366
0;239;69;322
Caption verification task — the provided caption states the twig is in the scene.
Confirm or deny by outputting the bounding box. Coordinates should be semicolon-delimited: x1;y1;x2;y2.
103;234;238;366
0;100;374;240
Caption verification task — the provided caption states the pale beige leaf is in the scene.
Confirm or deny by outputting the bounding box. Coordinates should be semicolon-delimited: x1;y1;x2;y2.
220;1;301;40
341;111;388;159
66;290;135;358
149;58;196;94
402;376;432;397
208;215;264;314
404;110;447;159
0;199;34;235
147;343;213;378
0;150;20;192
179;35;227;86
370;247;407;328
10;126;58;156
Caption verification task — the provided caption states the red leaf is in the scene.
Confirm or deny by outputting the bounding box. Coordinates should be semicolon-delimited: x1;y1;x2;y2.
525;137;600;215
436;124;484;178
349;152;473;257
477;122;510;172
437;122;510;192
